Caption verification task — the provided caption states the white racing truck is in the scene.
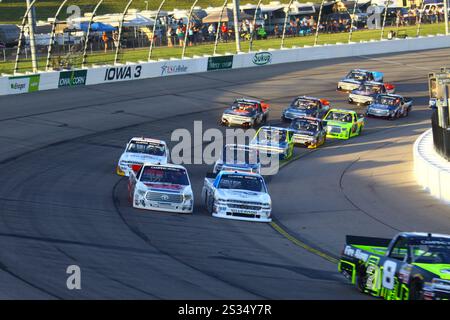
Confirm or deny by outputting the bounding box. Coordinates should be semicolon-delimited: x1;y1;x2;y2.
202;170;272;222
116;137;169;176
128;163;194;213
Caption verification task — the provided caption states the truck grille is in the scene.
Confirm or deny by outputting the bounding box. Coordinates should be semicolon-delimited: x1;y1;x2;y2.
328;126;341;134
227;203;262;211
145;192;183;203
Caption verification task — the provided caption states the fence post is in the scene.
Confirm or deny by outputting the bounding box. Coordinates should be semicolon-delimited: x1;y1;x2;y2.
114;0;134;64
248;0;263;52
314;0;325;46
380;1;390;40
213;0;229;56
416;1;425;37
148;0;167;61
46;0;70;71
280;0;294;49
14;0;38;74
348;0;358;43
181;0;200;59
81;0;104;68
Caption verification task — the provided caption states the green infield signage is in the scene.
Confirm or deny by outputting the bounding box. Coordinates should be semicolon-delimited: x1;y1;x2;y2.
58;70;88;87
207;55;234;71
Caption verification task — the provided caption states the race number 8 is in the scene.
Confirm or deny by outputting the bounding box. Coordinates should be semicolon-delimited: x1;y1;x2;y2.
382;260;397;290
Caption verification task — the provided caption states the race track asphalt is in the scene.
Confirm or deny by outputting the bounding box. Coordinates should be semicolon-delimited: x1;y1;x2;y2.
0;47;449;299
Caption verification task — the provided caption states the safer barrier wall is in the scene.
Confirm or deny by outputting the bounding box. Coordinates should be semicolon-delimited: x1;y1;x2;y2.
414;129;450;204
1;34;450;96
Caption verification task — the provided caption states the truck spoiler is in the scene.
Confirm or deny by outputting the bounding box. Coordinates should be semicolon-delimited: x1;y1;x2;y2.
346;235;391;247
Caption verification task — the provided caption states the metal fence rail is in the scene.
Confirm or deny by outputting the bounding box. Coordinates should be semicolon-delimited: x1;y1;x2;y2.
432;109;450;161
1;0;449;75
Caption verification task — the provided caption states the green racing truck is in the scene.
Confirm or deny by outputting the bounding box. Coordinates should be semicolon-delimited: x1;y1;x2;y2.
339;232;450;300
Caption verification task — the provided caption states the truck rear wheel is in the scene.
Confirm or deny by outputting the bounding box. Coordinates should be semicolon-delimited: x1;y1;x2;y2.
356;267;368;293
409;279;424;300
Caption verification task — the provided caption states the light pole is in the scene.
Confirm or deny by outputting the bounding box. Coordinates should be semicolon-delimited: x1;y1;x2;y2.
144;1;149;11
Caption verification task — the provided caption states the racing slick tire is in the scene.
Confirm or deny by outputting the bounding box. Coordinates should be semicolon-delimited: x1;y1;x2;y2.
206;194;214;214
409;279;424;300
356;266;368;293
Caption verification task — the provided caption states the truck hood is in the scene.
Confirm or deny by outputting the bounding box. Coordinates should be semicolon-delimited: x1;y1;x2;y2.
292;129;316;137
220;162;260;170
369;103;395;111
120;152;167;165
326;120;351;128
251;140;288;149
216;189;270;203
413;263;450;280
340;79;361;85
284;107;313;116
351;90;374;97
142;183;190;194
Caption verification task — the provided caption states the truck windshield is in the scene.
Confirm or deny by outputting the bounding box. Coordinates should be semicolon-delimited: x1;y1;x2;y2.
231;102;257;115
140;166;189;185
222;146;259;164
347;71;367;81
411;244;450;264
127;141;166;156
358;84;382;93
257;129;288;143
218;174;266;193
375;95;400;106
325;111;353;123
291;119;318;132
291;98;318;110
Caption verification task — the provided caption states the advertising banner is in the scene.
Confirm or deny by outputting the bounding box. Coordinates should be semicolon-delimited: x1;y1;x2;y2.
103;64;143;83
207;55;234;71
58;70;88;87
7;75;40;94
145;58;209;78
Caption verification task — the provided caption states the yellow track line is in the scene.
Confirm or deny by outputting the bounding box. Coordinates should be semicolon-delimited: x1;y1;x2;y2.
270;221;339;264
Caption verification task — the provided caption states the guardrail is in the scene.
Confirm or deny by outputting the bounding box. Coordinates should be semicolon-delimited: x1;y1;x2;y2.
414;128;450;204
432;107;450;161
1;34;450;96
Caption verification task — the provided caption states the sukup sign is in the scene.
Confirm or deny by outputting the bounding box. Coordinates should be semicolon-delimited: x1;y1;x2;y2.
252;52;272;66
58;70;87;87
104;65;142;82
